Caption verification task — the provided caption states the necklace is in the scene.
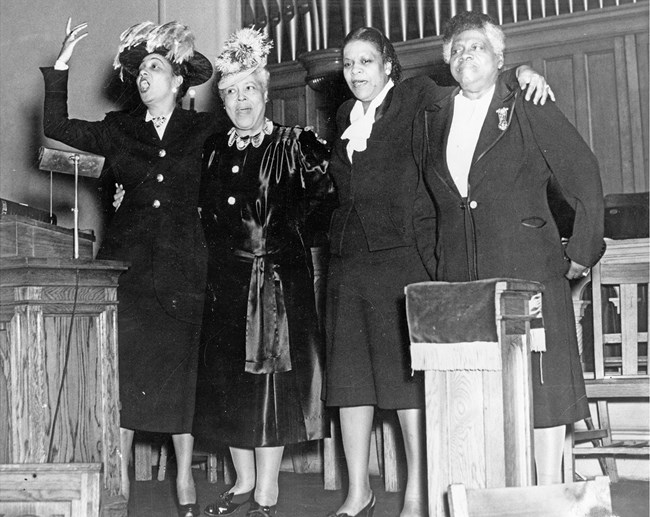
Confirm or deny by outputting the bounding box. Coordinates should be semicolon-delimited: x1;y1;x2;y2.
228;118;273;150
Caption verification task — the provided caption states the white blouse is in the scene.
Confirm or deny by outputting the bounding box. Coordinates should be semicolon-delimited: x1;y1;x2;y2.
446;85;495;197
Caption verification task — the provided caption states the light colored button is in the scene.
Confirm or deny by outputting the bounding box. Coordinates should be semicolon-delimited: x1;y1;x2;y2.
158;149;166;157
469;200;478;209
227;196;236;205
152;200;161;208
156;174;164;182
231;165;239;173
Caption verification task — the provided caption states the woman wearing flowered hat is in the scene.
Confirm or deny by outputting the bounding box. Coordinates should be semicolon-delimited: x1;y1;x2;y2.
41;17;220;517
192;27;336;517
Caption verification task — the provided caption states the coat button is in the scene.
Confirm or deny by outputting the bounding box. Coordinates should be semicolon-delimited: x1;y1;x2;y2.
231;165;239;173
469;200;478;209
152;200;161;208
158;149;166;157
227;196;236;205
156;174;164;182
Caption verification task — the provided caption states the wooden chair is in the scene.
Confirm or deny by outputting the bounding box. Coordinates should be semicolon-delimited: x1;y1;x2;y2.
565;238;650;482
323;410;406;492
448;476;612;517
134;439;226;484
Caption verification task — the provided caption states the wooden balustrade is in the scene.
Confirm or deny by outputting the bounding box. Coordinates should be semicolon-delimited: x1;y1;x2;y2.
241;0;645;63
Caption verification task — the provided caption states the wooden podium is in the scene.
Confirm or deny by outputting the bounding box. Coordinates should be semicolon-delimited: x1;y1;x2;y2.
406;279;541;517
0;215;128;516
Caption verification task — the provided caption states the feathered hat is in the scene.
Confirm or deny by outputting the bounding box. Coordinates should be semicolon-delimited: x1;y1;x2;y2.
113;21;213;87
215;28;273;89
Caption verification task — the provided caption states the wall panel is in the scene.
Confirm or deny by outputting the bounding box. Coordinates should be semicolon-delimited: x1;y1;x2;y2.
269;3;649;196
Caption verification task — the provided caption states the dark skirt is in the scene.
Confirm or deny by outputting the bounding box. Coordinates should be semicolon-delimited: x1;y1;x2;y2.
531;277;590;427
118;283;200;434
193;254;327;449
325;211;428;410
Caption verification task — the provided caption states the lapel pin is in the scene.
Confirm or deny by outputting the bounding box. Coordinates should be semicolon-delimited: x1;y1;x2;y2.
496;107;509;131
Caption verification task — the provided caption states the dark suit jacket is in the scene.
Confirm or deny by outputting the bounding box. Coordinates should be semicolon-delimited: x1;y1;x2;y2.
42;67;220;322
414;74;604;283
327;76;448;275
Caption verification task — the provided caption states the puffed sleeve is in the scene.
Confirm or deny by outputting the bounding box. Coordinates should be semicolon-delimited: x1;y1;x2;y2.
41;67;114;156
523;98;605;267
297;127;338;246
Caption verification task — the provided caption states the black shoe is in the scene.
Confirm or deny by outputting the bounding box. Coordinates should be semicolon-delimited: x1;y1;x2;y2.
325;493;376;517
246;501;277;517
205;490;252;516
178;503;201;517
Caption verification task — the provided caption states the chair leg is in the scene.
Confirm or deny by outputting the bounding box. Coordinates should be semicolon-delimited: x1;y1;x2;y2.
596;401;620;482
207;453;219;484
290;442;309;474
324;416;343;490
157;440;169;481
563;425;575;482
381;412;404;493
134;441;152;481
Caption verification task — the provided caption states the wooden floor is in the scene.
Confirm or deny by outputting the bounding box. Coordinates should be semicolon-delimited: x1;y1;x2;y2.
127;463;649;517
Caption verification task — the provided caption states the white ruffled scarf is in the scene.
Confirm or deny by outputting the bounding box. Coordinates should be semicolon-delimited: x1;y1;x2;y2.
341;80;394;162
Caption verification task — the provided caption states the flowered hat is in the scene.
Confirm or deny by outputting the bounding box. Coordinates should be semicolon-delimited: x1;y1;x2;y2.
215;28;273;89
113;21;213;86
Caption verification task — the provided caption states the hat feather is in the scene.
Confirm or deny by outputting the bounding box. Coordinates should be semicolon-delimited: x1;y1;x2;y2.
146;22;196;64
113;21;156;71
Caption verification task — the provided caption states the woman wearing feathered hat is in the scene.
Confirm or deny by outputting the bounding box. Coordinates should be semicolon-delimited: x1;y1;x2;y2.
41;18;219;517
192;28;336;517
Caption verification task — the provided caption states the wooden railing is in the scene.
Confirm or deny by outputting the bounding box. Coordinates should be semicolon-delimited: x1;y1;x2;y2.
242;0;645;63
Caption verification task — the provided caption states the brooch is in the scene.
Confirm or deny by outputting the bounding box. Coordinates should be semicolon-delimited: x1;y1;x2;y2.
496;107;509;131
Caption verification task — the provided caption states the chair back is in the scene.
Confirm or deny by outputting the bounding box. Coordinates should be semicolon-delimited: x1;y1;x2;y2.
448;476;613;517
591;238;649;379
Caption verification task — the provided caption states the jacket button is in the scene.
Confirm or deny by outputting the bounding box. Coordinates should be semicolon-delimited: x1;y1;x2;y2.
152;200;161;208
227;196;236;205
232;165;239;173
156;174;164;182
158;149;166;157
469;200;478;209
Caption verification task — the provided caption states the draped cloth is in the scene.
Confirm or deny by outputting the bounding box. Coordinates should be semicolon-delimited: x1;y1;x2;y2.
237;250;292;374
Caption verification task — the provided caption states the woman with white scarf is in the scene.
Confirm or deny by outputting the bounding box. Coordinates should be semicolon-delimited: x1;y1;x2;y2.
324;26;552;517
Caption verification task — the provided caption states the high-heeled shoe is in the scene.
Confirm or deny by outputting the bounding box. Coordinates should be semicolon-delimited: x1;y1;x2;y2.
325;493;376;517
204;489;253;516
246;501;277;517
177;502;201;517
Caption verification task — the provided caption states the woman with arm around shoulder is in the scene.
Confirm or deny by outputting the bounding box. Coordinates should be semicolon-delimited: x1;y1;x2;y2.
415;11;604;486
42;18;219;517
325;26;553;517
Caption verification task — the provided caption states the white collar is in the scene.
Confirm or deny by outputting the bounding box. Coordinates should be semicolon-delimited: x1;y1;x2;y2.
341;79;394;162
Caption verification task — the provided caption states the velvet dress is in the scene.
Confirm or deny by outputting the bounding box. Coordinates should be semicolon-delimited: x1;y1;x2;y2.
41;67;219;433
193;124;335;448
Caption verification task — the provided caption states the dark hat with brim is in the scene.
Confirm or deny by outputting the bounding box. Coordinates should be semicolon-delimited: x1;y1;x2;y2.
114;21;213;87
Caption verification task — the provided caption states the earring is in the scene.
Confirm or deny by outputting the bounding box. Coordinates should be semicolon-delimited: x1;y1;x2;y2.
172;86;178;93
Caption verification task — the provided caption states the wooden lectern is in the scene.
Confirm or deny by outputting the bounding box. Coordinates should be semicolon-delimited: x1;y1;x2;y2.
0;214;128;516
406;279;541;517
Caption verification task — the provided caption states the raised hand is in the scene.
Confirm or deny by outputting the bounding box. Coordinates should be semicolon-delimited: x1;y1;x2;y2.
56;17;88;66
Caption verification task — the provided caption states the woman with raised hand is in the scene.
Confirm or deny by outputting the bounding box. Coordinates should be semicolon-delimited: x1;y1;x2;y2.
42;18;219;517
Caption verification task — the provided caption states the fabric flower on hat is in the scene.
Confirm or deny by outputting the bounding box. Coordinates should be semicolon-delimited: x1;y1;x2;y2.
215;28;273;89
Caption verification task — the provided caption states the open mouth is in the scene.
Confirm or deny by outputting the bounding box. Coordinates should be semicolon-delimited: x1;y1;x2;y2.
139;79;150;92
